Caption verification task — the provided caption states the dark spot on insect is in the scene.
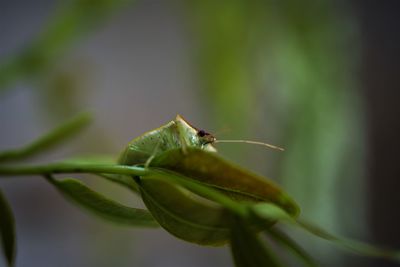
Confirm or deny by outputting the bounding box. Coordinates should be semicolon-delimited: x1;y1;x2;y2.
197;129;216;144
198;129;206;137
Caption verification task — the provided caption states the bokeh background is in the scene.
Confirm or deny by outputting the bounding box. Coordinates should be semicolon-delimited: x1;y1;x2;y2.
0;0;399;266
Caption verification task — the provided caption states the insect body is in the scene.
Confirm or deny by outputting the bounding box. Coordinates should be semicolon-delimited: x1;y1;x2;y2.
118;115;216;166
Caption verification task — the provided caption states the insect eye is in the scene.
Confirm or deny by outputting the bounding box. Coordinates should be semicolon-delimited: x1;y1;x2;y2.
198;130;206;137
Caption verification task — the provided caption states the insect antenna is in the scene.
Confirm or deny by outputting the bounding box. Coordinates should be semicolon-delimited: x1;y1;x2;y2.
214;139;284;151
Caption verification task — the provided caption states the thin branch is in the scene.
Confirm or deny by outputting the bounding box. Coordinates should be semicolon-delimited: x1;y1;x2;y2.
0;163;147;177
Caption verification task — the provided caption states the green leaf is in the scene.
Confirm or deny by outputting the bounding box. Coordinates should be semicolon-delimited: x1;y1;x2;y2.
0;112;91;163
137;174;235;246
0;190;16;267
46;176;158;227
296;219;400;263
252;202;400;263
252;202;293;221
151;148;299;217
266;227;317;267
60;155;140;193
150;169;248;217
95;173;139;193
230;218;283;267
137;170;279;247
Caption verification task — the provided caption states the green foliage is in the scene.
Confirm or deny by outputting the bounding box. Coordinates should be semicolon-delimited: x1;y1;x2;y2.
187;3;366;264
138;175;233;246
0;114;399;267
230;219;283;267
151;148;299;217
187;0;256;140
95;173;139;193
266;227;317;267
0;113;91;163
0;0;135;91
46;176;158;227
0;0;375;266
0;190;15;267
253;203;400;263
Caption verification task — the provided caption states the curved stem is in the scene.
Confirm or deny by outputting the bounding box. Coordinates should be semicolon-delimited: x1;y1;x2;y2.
0;163;147;177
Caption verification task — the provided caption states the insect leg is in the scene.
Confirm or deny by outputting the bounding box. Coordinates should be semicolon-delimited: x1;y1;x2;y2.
144;135;163;168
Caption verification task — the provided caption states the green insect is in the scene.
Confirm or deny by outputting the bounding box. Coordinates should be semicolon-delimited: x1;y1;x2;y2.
118;115;217;166
119;114;283;166
118;115;296;246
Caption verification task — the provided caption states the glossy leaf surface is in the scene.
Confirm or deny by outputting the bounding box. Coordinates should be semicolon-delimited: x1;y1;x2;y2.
151;148;299;217
138;174;234;246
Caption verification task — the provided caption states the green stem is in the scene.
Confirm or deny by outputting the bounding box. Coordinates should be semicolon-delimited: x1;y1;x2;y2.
0;163;147;177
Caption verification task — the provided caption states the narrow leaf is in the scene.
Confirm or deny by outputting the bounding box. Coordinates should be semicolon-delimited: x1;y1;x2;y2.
252;202;293;221
138;170;281;246
151;169;248;216
230;218;283;267
0;113;91;163
0;190;16;267
137;174;234;246
151;148;299;217
267;227;317;267
57;156;139;192
297;219;400;263
252;202;400;263
46;176;158;227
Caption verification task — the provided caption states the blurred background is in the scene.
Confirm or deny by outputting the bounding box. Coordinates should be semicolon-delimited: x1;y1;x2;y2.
0;0;399;266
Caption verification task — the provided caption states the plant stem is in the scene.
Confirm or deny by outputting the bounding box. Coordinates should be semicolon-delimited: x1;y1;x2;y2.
0;163;147;177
